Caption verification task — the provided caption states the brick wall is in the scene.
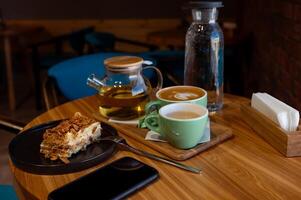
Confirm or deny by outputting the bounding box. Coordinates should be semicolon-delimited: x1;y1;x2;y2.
241;0;301;110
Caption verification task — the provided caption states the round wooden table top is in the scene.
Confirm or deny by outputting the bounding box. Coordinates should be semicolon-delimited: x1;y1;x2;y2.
10;94;301;200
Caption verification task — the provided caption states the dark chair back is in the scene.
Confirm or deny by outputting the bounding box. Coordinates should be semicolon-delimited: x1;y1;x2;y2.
85;32;116;52
30;26;95;109
69;27;95;55
0;115;24;134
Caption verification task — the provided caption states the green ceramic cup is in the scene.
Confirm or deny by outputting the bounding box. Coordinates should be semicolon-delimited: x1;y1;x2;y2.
144;103;208;149
145;86;207;114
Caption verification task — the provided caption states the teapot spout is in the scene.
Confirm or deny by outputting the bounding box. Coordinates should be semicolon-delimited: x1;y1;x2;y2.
87;74;104;90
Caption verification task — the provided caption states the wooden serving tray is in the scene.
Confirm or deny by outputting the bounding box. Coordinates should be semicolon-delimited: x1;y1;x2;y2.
93;113;233;161
240;103;301;157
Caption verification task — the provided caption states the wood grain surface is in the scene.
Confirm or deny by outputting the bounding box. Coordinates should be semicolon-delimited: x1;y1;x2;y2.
9;94;301;200
93;112;233;161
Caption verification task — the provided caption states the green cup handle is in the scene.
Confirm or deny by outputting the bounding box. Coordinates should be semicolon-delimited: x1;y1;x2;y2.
144;113;161;133
145;100;164;114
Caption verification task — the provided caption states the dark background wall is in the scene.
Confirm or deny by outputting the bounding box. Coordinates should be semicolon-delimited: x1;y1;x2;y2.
242;0;301;110
1;0;239;19
4;0;300;109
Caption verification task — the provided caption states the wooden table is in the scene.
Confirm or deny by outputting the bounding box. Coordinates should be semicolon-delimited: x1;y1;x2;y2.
9;94;301;200
146;24;240;50
0;25;43;111
147;28;185;50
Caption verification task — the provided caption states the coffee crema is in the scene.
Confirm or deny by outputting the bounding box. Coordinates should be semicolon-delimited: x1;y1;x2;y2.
158;86;204;101
165;111;200;119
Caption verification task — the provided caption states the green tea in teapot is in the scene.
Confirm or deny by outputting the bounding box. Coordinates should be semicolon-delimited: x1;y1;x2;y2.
97;84;151;119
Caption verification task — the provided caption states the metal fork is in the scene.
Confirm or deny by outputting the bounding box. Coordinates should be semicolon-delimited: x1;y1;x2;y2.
100;135;201;174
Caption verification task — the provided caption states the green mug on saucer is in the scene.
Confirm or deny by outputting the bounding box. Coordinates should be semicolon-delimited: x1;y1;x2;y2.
145;85;207;114
144;103;208;149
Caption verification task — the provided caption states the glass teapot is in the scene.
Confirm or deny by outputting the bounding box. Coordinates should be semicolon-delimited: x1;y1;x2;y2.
87;56;163;120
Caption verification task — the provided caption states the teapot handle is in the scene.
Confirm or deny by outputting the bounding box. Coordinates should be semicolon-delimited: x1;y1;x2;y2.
142;66;163;93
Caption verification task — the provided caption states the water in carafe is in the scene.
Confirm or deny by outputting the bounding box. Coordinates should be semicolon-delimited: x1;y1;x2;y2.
184;1;224;112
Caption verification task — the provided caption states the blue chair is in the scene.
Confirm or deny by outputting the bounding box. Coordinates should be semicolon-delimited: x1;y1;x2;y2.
44;52;156;109
0;185;18;200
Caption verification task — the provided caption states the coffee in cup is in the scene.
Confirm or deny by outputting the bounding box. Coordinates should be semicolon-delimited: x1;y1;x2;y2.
144;103;208;149
165;110;200;119
145;86;207;114
158;86;206;102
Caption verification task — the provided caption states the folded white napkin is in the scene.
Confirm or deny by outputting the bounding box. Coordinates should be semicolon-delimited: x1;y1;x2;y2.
145;119;211;143
251;93;300;132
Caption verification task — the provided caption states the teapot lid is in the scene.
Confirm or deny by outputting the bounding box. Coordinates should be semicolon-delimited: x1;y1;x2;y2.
104;56;144;72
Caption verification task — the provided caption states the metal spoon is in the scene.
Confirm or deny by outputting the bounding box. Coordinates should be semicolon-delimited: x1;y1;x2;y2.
100;135;201;174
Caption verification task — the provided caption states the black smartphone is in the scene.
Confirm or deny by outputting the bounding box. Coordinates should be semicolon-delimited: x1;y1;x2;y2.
48;157;159;200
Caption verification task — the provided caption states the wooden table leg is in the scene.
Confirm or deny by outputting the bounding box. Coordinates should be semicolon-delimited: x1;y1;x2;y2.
3;36;16;111
13;177;38;200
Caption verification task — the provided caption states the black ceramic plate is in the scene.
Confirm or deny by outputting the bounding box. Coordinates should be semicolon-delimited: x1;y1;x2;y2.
9;120;117;175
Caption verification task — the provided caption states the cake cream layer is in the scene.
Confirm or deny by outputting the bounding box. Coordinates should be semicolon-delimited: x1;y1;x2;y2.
66;122;102;155
40;113;102;162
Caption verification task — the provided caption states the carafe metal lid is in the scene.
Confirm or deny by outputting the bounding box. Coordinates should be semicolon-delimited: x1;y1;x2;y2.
188;1;223;8
104;56;144;72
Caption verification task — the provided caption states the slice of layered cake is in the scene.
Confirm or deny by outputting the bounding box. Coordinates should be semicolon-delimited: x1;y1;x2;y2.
40;112;101;163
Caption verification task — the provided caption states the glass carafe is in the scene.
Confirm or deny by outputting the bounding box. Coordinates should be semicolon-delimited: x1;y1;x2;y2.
184;1;224;112
87;56;163;120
